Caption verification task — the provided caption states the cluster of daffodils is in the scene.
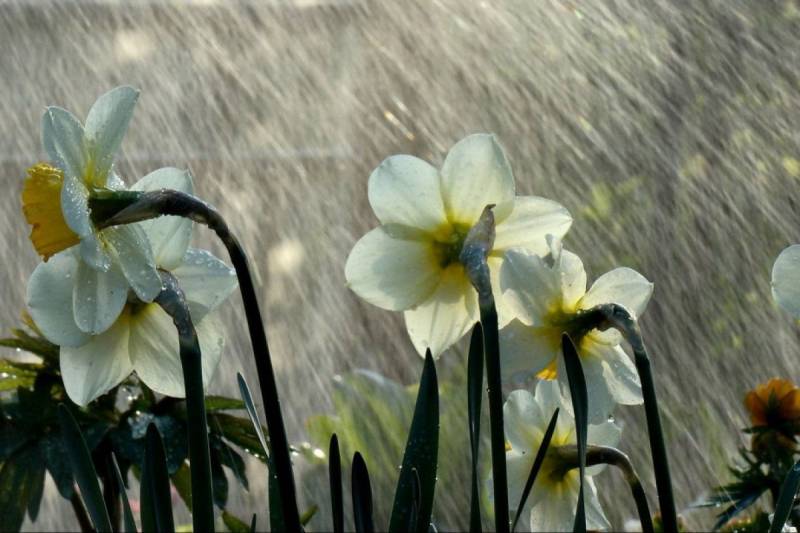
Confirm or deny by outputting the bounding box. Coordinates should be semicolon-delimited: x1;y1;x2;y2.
22;87;237;406
345;134;653;530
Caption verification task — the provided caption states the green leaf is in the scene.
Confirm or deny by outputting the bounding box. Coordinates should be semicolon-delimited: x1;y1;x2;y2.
58;404;112;532
141;423;175;533
0;329;58;362
352;452;374;533
467;323;484;533
222;511;251;533
40;434;74;499
212;436;249;490
206;396;245;412
27;453;46;522
0;359;39;391
300;504;319;526
770;460;800;533
562;334;587;533
389;351;439;533
236;374;269;458
209;412;267;460
329;434;344;533
171;462;193;512
111;453;137;533
210;445;230;508
0;446;45;532
512;408;559;532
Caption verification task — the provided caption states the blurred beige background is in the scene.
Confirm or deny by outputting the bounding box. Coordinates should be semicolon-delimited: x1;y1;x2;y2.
2;0;800;530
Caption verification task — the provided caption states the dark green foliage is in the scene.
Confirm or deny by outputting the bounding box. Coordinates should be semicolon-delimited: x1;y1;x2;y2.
467;324;484;533
141;424;175;533
562;334;588;533
352;452;375;533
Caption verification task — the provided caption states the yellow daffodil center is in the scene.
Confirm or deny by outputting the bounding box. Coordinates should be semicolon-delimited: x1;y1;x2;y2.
22;163;80;260
432;222;472;268
536;306;603;381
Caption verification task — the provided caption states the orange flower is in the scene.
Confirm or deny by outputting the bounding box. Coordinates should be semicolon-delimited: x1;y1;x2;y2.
744;378;800;428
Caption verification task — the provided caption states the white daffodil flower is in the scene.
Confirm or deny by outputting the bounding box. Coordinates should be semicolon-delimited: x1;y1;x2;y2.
772;244;800;318
26;168;238;406
499;238;653;422
502;381;620;532
22;86;162;335
344;134;572;356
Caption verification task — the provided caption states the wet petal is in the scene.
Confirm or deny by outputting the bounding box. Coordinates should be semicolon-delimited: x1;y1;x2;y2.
585;478;612;531
105;225;162;302
494;196;573;255
78;232;112;272
584;340;642;406
772;245;800;318
73;260;128;335
84;86;139;184
504;389;545;451
530;480;578;532
500;248;560;326
368;155;447;233
440;134;515;225
566;353;617;424
60;315;132;406
558;249;587;311
26;251;89;347
130;167;194;269
345;227;441;311
129;305;224;397
499;320;560;382
42;106;86;181
171;249;237;322
580;267;653;317
403;264;478;356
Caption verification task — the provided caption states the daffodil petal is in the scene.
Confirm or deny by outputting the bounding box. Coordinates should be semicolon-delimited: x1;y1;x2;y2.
60;173;92;236
130;167;194;269
587;341;642;406
772;245;800;318
558;249;587;311
84;86;139;184
499;320;559;382
530;481;578;533
440;133;515;224
78;231;113;272
489;255;515;329
368;155;447;233
42;106;86;181
567;352;616;424
579;267;653;317
345;227;441;312
73;260;128;335
171;249;237;322
503;389;545;452
584;478;612;531
494;196;573;255
60;315;132;406
104;225;162;302
403;265;478;356
26;251;89;347
500;248;560;325
129;305;224;397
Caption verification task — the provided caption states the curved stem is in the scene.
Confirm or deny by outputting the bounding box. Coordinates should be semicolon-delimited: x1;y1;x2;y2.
103;190;302;531
155;271;215;532
556;445;654;533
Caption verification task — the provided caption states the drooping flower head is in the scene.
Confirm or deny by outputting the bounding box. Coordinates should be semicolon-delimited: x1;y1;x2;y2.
772;245;800;319
26;168;238;405
500;380;620;532
499;238;653;422
345;134;572;356
23;86;162;335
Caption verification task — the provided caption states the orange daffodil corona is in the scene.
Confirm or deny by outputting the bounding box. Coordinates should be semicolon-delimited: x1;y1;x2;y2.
345;134;573;356
500;237;653;423
23;87;238;406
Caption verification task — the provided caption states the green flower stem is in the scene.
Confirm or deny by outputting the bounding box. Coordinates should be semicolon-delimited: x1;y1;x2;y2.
583;304;677;533
155;271;214;533
555;445;654;533
460;205;509;533
101;190;302;531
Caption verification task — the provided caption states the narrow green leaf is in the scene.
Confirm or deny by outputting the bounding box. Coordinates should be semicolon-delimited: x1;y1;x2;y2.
111;453;137;533
329;433;344;533
562;334;587;533
205;396;246;412
171;462;193;512
27;456;46;522
250;514;257;533
480;297;509;533
0;448;42;532
57;404;112;532
770;460;800;533
141;423;175;533
389;351;439;533
352;452;374;533
210;445;230;508
512;408;559;533
467;323;484;533
236;373;269;458
300;504;319;526
223;511;251;532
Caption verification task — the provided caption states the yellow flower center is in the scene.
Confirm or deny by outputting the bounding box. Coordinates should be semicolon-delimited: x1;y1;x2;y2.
432;222;472;268
535;307;602;381
22;163;80;260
